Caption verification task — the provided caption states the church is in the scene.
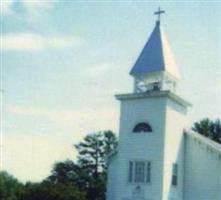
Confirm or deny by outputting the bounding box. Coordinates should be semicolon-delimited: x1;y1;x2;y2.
106;8;221;200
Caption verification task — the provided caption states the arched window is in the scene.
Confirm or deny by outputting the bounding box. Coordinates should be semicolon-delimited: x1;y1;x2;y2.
133;122;152;133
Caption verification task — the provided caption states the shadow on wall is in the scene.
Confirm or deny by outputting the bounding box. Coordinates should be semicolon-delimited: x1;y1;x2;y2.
167;132;185;200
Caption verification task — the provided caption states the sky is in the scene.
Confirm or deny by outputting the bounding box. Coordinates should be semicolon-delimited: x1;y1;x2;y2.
1;1;221;182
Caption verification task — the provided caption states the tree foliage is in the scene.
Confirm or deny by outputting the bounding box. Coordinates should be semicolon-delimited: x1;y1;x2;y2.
192;118;221;144
75;130;117;175
74;130;118;200
21;181;86;200
0;171;24;200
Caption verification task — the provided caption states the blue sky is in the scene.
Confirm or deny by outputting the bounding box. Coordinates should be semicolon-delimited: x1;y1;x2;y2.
1;1;221;182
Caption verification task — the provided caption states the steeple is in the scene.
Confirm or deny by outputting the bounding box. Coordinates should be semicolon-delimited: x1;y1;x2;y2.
107;9;192;200
130;8;179;93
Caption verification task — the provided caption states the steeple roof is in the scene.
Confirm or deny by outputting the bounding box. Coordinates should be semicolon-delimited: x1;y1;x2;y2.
130;21;180;79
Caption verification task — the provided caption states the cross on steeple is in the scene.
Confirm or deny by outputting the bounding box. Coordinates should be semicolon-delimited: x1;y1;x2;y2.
154;7;165;23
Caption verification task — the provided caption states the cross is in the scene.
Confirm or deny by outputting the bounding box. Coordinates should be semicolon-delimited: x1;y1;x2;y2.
154;7;165;23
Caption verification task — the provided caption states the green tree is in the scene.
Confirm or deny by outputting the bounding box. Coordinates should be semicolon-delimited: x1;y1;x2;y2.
211;119;221;143
74;130;118;200
49;160;77;184
192;118;212;137
21;181;86;200
192;118;221;144
102;130;118;170
48;160;88;192
75;130;117;176
0;171;24;200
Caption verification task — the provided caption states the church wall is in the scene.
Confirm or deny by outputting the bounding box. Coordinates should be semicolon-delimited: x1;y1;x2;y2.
162;98;188;200
184;134;221;200
107;154;118;200
115;95;167;200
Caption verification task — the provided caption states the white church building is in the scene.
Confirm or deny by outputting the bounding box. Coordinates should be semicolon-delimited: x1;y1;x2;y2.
106;9;221;200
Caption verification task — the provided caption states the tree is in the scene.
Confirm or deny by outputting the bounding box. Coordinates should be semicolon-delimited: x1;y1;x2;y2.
102;130;118;170
74;130;118;200
21;180;86;200
48;160;88;192
75;130;117;176
211;119;221;143
192;118;212;137
192;118;221;144
0;171;24;200
49;160;77;184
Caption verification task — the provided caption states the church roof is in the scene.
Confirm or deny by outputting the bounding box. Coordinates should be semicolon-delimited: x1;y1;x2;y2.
130;21;180;79
185;131;221;154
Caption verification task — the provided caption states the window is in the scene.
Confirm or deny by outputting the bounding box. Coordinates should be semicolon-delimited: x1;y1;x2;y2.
172;163;178;186
135;162;145;183
128;161;151;183
133;123;152;133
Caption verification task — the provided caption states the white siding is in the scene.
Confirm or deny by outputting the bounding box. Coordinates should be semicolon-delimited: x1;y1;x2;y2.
107;91;190;200
184;134;221;200
107;91;221;200
107;154;118;200
114;95;167;200
162;98;188;200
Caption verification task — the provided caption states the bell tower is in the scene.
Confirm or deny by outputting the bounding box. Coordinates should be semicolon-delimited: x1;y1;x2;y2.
131;7;179;93
107;8;191;200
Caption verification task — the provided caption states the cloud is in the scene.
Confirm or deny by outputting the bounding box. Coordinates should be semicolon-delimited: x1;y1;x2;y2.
1;33;85;51
2;132;75;182
22;0;54;11
5;104;118;181
1;0;56;17
1;0;14;15
7;105;118;134
21;0;56;19
86;63;111;74
81;63;114;79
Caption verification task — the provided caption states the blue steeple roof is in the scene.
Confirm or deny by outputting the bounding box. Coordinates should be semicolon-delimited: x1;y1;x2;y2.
130;21;179;79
